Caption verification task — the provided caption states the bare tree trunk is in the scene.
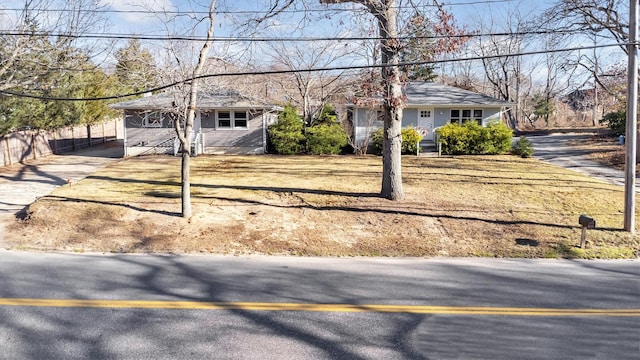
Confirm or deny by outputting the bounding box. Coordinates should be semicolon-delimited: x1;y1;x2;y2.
321;0;404;200
175;0;216;219
181;150;191;217
379;2;404;200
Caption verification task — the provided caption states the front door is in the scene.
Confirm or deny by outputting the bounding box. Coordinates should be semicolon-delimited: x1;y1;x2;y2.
417;108;434;141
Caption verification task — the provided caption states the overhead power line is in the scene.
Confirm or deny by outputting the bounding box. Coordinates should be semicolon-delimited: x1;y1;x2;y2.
0;1;516;16
0;42;626;102
0;28;608;42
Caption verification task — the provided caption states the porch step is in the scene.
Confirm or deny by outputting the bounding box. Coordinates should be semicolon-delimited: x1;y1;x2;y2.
419;140;437;153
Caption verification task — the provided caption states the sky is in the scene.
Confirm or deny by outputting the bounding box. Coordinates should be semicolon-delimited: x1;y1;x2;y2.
0;0;629;91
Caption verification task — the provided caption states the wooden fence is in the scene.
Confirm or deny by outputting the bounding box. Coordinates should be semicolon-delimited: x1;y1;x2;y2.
1;119;122;167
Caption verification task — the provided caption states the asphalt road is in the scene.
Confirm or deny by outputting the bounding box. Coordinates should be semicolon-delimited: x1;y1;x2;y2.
0;252;638;359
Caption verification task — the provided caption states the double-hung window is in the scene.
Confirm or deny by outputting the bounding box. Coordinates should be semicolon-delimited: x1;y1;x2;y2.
217;110;248;129
217;111;232;128
234;111;248;128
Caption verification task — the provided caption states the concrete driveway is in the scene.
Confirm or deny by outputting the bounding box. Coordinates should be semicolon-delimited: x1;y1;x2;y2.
0;141;124;246
526;133;634;188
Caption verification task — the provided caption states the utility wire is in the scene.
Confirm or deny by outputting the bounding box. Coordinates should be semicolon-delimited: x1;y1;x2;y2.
0;42;627;102
0;1;515;15
0;28;611;42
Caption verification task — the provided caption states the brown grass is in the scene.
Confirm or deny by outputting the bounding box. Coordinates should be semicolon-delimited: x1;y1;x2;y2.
6;154;639;258
567;135;627;171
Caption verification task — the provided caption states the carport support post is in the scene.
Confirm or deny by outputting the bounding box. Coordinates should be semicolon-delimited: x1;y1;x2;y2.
624;0;638;233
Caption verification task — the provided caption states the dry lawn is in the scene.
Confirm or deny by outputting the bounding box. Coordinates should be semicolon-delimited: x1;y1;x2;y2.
6;154;640;258
567;135;628;172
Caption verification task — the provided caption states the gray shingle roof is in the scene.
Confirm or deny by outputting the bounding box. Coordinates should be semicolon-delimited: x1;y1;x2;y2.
405;82;514;107
110;90;277;110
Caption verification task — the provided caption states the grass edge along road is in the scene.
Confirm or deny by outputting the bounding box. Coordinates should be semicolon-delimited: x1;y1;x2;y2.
7;154;639;258
0;298;638;317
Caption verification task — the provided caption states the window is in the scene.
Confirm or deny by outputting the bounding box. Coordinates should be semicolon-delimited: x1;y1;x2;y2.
450;109;483;125
217;111;231;128
234;111;248;128
420;110;432;118
450;110;460;124
216;110;249;129
144;112;163;127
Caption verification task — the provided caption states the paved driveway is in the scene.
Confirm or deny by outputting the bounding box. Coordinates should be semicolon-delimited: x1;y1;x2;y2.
526;133;634;188
0;141;123;246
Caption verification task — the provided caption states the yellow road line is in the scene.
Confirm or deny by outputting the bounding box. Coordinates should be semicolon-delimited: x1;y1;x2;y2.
0;298;638;316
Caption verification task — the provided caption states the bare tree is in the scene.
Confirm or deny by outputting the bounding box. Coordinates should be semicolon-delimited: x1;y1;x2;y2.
538;0;634;126
474;13;528;128
148;1;216;219
266;39;352;124
0;0;110;92
321;0;405;200
544;0;631;54
149;0;308;218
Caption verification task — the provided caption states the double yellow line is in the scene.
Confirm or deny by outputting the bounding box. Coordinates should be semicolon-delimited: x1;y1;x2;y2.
1;298;638;317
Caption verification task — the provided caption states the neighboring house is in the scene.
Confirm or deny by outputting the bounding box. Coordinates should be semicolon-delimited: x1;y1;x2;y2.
346;82;514;148
110;90;280;156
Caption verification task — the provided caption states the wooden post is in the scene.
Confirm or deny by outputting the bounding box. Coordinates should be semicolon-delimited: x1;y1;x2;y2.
102;121;106;143
580;227;587;249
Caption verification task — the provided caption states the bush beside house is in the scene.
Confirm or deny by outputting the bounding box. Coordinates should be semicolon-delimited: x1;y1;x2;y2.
268;104;306;155
371;127;423;155
268;103;348;155
436;121;512;155
306;124;348;154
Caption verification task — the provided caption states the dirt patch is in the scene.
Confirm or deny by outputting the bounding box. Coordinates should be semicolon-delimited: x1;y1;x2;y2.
4;154;639;258
567;134;630;172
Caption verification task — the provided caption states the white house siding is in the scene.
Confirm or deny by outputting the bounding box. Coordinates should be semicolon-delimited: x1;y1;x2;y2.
351;106;505;146
353;108;382;147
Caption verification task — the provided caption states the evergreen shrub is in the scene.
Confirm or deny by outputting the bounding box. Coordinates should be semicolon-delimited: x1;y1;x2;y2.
268;104;305;154
436;121;513;155
370;127;423;155
512;136;534;158
306;123;348;155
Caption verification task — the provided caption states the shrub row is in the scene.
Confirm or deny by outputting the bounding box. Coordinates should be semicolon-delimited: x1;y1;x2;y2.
268;104;349;155
370;127;423;155
435;121;513;155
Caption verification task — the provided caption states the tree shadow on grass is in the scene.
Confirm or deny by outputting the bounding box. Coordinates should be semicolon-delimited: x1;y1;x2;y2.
87;175;382;199
198;194;579;230
27;195;182;217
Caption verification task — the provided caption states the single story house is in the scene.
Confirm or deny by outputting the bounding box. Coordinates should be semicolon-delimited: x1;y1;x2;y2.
110;90;280;156
347;81;514;147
